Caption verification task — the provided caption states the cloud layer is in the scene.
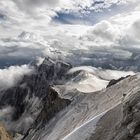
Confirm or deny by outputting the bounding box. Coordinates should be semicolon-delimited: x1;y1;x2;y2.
54;66;135;93
0;65;34;90
0;0;137;27
0;0;140;72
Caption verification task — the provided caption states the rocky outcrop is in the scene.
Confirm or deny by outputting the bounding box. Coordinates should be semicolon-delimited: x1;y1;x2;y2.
0;125;12;140
1;57;140;140
33;87;71;126
22;74;140;140
22;87;71;140
112;90;140;140
86;75;140;140
107;75;130;88
0;58;71;137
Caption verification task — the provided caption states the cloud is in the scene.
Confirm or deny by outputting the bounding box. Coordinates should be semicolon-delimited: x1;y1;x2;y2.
0;0;140;72
68;66;135;80
61;66;135;93
13;0;59;7
68;9;140;71
0;106;15;131
0;106;14;119
0;0;134;27
0;10;140;71
0;105;34;134
0;65;34;90
0;31;54;67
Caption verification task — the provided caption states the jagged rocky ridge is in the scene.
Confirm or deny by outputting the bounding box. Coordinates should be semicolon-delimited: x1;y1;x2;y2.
23;74;140;140
1;58;140;140
0;58;72;138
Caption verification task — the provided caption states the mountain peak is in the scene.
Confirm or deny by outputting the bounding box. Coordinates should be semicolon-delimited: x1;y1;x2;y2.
42;57;56;66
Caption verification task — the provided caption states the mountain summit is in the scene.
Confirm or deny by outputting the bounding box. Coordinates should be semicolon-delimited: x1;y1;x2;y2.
0;58;140;140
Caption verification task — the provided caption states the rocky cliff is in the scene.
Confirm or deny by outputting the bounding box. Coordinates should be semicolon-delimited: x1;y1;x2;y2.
0;125;12;140
0;57;71;138
23;74;140;140
0;58;140;140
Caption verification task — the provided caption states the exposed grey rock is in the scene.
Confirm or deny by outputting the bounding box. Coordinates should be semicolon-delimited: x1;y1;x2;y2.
106;75;130;88
25;74;140;140
0;58;71;136
87;85;140;140
1;57;140;140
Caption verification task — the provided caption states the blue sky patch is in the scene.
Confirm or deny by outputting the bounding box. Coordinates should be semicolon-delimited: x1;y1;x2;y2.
53;3;132;25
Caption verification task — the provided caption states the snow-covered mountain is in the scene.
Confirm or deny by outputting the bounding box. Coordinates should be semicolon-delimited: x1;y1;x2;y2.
0;57;138;140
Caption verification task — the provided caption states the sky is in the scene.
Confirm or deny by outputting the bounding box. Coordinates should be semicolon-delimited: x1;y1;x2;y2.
0;0;140;89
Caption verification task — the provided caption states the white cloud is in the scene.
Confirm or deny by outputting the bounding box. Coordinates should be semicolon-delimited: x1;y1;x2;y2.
82;11;140;47
0;0;135;29
0;65;34;90
59;66;135;93
0;0;140;72
68;66;135;80
13;0;59;8
0;9;140;71
0;106;14;118
73;9;140;70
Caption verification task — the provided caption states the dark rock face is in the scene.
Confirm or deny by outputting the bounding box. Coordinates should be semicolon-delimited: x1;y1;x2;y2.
112;91;140;140
0;58;71;136
88;77;140;140
31;87;71;129
107;75;130;88
23;75;139;140
1;57;140;140
23;87;71;140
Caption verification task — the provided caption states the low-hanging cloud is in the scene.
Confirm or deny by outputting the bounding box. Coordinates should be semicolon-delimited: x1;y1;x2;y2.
63;66;135;93
68;66;135;80
0;65;34;90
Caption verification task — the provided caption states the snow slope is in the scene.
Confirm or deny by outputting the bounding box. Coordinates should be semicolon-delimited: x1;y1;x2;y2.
23;71;140;140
